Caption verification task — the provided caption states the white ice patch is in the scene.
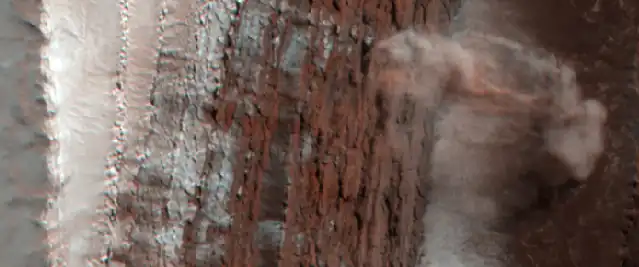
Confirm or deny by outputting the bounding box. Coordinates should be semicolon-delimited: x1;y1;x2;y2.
41;1;121;265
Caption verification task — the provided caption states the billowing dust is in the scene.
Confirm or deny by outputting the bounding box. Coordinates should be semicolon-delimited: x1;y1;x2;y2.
371;30;607;267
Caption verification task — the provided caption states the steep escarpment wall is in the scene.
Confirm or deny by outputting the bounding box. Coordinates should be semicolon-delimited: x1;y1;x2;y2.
0;0;636;266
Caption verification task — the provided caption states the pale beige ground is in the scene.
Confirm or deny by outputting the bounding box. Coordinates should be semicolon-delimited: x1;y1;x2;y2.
40;0;121;265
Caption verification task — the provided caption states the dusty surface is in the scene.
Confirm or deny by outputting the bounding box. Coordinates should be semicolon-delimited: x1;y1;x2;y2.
0;0;49;266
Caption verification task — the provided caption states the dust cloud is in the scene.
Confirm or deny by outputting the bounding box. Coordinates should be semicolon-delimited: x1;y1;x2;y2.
372;29;606;267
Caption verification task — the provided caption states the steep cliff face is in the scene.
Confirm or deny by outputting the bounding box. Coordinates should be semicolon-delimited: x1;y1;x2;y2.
4;0;636;266
108;0;637;266
108;0;438;265
109;0;447;266
124;0;638;266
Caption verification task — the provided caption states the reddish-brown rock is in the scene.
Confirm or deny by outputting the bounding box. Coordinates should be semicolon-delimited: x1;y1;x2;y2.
106;0;639;266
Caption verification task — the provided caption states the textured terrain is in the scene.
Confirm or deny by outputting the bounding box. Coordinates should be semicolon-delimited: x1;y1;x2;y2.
0;0;638;266
106;0;637;266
